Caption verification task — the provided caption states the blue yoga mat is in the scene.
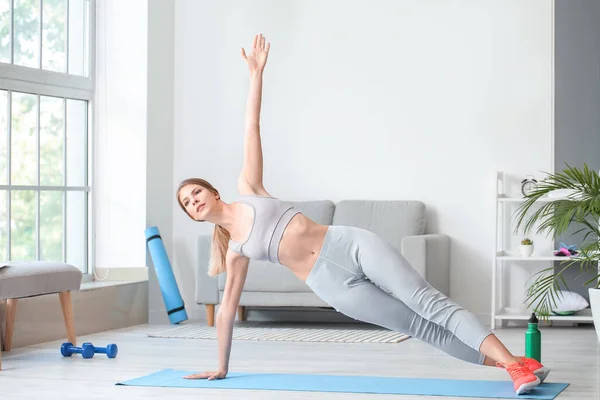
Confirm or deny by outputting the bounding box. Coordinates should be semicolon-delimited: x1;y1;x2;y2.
117;369;569;399
145;226;188;324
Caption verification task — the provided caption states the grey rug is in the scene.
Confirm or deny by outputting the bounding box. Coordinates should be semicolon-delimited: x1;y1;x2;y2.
148;323;410;344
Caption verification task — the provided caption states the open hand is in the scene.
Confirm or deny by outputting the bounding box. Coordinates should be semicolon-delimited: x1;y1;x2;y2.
241;33;270;73
183;370;227;380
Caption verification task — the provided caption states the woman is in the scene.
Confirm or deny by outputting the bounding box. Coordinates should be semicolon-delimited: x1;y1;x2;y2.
176;34;550;395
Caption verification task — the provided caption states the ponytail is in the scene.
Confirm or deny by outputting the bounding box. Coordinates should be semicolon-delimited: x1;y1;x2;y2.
209;224;231;276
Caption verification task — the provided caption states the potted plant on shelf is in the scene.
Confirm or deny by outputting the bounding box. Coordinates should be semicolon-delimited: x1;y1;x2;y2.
520;238;534;257
513;163;600;341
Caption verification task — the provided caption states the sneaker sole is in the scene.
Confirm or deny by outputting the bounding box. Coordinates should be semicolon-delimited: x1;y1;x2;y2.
516;377;541;395
533;367;551;383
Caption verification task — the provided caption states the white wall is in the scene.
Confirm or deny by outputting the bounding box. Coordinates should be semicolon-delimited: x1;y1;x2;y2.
171;0;553;322
554;0;600;301
95;0;148;269
146;0;176;323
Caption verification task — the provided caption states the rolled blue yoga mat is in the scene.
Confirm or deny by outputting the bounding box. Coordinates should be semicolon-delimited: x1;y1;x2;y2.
145;226;188;324
117;369;569;399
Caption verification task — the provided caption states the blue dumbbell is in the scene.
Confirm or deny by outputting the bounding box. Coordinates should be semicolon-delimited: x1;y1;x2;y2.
61;342;95;359
82;342;118;358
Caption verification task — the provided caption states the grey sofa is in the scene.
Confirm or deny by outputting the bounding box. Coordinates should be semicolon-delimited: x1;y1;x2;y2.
195;200;450;325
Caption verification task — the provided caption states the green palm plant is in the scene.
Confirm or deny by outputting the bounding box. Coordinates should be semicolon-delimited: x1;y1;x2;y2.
513;163;600;318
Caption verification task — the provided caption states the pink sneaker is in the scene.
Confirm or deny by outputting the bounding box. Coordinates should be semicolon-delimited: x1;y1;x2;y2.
520;357;551;383
497;361;541;395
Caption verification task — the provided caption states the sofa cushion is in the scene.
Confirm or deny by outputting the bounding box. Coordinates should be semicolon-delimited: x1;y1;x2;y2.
218;200;335;292
288;200;335;225
332;200;426;250
220;291;330;307
0;261;82;300
220;259;313;292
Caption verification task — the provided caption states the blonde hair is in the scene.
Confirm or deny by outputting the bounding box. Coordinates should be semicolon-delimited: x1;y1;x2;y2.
176;178;230;276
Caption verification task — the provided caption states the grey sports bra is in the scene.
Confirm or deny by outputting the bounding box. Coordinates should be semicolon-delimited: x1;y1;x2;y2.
228;195;301;264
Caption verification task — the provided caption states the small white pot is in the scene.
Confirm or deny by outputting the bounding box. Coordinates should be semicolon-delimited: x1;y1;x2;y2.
589;288;600;343
520;245;534;257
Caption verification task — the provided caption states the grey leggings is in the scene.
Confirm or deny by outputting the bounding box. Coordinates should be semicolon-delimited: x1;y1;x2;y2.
305;225;492;365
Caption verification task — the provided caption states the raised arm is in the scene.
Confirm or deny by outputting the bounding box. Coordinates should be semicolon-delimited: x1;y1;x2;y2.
238;34;271;196
184;250;249;380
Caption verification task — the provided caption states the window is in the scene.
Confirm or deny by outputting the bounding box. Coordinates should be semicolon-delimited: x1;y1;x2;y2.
0;0;95;276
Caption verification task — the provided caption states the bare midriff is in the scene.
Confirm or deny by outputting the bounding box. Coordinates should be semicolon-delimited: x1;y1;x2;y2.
277;214;328;282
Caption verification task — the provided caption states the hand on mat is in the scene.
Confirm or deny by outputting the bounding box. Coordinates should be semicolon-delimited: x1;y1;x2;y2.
241;33;270;73
183;370;227;380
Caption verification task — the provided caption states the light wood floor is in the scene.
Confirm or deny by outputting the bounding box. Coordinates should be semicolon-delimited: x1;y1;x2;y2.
0;322;598;399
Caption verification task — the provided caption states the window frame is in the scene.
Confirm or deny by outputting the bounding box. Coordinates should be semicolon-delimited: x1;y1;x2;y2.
0;0;96;280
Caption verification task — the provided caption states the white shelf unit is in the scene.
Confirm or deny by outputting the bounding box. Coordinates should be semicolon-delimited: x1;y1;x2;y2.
492;172;598;329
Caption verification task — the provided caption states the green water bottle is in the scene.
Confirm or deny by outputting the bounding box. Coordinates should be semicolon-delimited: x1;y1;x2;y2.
525;312;541;362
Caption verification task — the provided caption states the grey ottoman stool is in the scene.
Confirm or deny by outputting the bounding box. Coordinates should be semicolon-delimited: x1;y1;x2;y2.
0;261;82;371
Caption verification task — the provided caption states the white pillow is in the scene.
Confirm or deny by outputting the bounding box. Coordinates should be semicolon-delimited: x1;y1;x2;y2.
551;291;589;314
